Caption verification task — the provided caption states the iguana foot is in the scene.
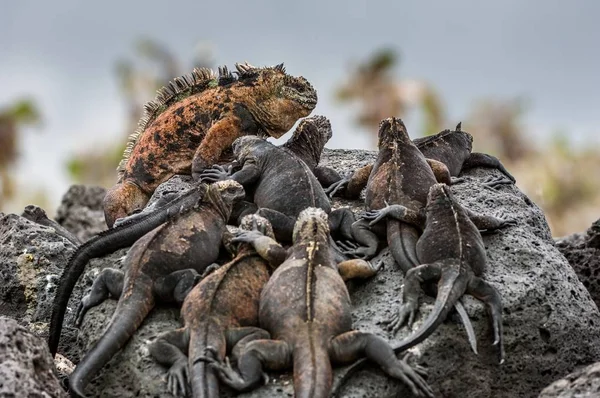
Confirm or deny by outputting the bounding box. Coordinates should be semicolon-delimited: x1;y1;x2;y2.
482;175;514;190
450;176;466;185
384;302;419;336
362;204;406;226
198;164;233;183
200;263;222;279
324;173;351;198
231;230;266;244
383;356;434;398
336;240;377;260
166;357;189;397
198;347;262;391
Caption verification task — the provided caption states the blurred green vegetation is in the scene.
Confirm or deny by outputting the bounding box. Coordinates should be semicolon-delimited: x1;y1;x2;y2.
0;99;42;209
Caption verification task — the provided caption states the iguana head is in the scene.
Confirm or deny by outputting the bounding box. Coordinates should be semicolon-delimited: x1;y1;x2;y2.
211;179;245;206
377;117;412;148
232;135;268;160
292;207;330;244
239;214;276;240
235;62;317;138
426;183;454;212
103;181;150;228
282;115;332;168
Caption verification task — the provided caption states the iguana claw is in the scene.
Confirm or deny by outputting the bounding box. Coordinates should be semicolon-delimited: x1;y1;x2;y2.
325;175;350;198
231;230;265;244
198;348;257;390
384;301;419;336
482;175;514;190
166;357;188;397
198;164;232;183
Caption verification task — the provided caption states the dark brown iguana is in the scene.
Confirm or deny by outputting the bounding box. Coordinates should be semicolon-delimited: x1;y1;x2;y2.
333;183;510;395
199;134;356;244
103;62;317;227
64;180;245;397
325;122;515;199
198;207;434;398
148;214;282;398
49;183;210;357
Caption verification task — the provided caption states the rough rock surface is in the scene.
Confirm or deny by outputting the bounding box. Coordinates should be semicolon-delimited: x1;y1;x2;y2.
54;184;107;242
0;316;67;397
538;362;600;398
555;219;600;310
0;212;76;337
3;149;600;397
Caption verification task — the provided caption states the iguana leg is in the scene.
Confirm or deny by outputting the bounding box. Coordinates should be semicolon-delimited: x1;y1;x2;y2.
191;116;246;180
482;175;515;189
231;230;288;267
154;269;202;304
426;158;452;185
325;164;372;199
225;327;271;362
344;219;384;260
385;263;442;335
463;152;516;182
256;208;296;243
75;268;124;327
313;165;343;189
337;259;383;281
329;331;433;398
329;207;357;241
464;208;517;233
149;327;191;397
467;276;505;364
201;339;292;391
362;204;424;228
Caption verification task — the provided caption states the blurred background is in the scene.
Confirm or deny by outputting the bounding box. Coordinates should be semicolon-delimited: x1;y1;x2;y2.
1;0;599;237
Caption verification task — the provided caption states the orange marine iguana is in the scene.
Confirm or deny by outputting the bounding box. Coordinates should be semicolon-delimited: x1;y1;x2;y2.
148;214;283;398
332;183;512;395
62;180;245;397
199;207;434;398
103;62;317;227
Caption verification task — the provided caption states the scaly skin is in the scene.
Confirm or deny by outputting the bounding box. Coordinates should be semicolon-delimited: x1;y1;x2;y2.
48;184;207;357
325;122;515;200
333;184;514;395
104;62;317;227
66;180;245;398
148;214;282;398
199;125;356;244
199;208;434;398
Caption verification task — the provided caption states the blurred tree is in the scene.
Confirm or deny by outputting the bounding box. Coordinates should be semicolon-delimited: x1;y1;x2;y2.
66;38;215;187
0;99;42;209
335;48;445;142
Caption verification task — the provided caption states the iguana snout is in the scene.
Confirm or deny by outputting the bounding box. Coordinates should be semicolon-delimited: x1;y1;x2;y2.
103;181;150;228
427;183;454;208
213;179;245;204
239;214;275;239
292;207;330;243
377;117;411;147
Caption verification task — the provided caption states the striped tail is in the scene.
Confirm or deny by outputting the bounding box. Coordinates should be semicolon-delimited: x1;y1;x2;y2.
68;278;155;397
188;321;224;398
292;335;332;398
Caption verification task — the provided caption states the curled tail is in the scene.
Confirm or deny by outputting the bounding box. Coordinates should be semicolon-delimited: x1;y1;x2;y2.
387;220;477;354
188;321;224;398
293;337;332;398
68;278;155;397
48;187;203;356
392;268;467;354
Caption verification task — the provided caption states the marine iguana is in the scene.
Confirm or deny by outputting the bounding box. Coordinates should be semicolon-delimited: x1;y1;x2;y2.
148;214;282;398
199;207;434;398
332;183;511;396
103;62;317;227
199;134;356;243
62;180;245;397
48;183;209;356
325;122;515;199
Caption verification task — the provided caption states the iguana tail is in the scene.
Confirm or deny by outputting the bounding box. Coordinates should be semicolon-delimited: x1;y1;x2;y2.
392;266;468;354
68;276;155;398
386;220;420;274
189;320;224;398
387;220;477;354
293;334;332;398
48;186;203;356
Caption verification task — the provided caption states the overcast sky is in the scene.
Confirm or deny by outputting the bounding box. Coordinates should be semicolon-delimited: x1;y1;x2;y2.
1;0;599;213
